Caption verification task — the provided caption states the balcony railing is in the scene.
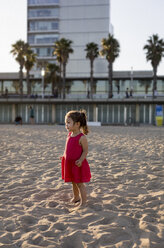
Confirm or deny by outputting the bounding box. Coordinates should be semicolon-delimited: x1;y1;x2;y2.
1;91;164;100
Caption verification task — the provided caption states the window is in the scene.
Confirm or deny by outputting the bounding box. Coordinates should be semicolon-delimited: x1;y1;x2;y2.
28;35;35;44
28;21;58;31
33;47;54;57
28;34;58;44
96;80;108;93
28;8;59;18
70;81;86;93
157;79;164;93
28;0;59;5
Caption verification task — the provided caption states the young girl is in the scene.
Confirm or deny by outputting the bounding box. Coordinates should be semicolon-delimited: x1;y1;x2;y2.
61;110;91;206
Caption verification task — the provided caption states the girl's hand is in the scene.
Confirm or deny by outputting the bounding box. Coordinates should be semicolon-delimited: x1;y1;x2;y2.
59;156;63;160
75;159;82;167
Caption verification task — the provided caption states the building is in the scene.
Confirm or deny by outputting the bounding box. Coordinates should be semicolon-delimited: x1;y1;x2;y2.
0;71;164;125
27;0;60;68
27;0;112;78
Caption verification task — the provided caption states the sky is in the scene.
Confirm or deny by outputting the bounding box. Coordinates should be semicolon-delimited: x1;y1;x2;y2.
0;0;164;75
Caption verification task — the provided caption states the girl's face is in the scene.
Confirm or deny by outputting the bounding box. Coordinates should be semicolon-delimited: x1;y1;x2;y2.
65;117;79;132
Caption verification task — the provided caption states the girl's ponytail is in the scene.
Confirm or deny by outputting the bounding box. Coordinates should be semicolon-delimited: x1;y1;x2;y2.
80;110;89;135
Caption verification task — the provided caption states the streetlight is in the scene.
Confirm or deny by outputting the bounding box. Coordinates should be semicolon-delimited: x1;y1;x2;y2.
41;68;45;99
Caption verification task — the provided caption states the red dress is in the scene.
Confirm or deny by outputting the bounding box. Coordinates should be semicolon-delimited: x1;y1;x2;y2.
61;132;91;183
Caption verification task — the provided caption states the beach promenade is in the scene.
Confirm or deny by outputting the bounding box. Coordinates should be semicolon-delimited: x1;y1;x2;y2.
0;125;163;248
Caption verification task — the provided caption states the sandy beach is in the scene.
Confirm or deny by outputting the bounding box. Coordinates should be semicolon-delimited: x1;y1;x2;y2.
0;124;164;248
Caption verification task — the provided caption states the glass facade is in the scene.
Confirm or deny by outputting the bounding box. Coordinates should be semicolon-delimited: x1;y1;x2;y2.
157;80;164;92
0;81;27;94
137;79;153;94
28;8;59;18
28;21;58;31
28;0;59;5
28;0;59;63
1;78;164;99
96;80;108;93
68;80;87;94
112;79;154;95
4;81;18;93
31;81;42;94
28;34;58;44
30;80;52;95
32;47;54;57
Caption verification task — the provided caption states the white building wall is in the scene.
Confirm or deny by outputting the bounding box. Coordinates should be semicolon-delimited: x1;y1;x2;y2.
59;0;111;78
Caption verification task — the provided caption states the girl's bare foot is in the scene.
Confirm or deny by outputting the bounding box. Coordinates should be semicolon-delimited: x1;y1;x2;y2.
70;198;80;203
79;201;87;207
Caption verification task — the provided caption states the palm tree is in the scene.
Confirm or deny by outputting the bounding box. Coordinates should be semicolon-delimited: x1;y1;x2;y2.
139;80;151;97
143;34;164;98
53;38;73;99
24;48;36;96
11;40;27;95
12;81;19;94
53;43;62;80
46;63;60;95
100;34;120;98
85;42;99;98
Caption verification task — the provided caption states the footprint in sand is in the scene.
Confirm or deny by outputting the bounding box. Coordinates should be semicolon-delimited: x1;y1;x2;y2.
47;201;59;208
52;222;67;231
5;223;16;232
18;214;38;226
60;230;90;248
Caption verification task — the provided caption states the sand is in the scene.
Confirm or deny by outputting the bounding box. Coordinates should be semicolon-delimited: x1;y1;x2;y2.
0;124;163;248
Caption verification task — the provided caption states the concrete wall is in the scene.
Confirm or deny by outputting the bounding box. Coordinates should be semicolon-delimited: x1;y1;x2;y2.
59;0;111;78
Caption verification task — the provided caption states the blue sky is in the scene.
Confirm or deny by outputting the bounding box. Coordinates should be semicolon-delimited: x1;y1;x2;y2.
0;0;164;75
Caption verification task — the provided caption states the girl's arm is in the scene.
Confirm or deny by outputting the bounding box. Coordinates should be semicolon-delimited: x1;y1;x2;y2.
75;136;88;167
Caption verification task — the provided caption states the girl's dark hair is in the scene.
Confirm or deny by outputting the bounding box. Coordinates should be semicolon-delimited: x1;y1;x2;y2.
65;110;89;135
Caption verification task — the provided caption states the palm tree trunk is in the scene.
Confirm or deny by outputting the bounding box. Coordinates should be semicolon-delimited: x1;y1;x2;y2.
59;61;62;79
90;59;94;99
59;61;62;98
108;62;113;98
52;72;56;95
63;62;66;99
19;65;23;96
153;66;157;98
52;81;55;95
26;70;30;97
